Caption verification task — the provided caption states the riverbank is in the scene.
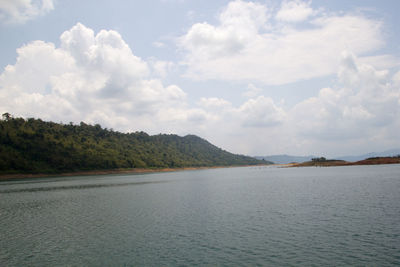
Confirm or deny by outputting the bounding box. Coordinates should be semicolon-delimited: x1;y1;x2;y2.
0;164;269;181
291;157;400;167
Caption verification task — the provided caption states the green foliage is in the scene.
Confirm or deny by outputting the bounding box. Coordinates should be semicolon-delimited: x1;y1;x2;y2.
0;115;264;174
311;157;326;162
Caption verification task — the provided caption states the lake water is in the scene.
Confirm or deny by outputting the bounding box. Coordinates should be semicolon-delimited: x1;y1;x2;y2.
1;165;400;266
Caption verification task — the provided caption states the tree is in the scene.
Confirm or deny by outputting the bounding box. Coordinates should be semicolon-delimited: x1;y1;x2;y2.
2;112;11;121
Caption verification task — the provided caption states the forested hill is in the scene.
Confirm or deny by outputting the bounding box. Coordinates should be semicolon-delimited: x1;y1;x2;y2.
0;114;267;174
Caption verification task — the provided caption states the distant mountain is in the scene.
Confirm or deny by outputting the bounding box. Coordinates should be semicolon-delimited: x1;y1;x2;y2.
256;149;400;164
336;149;400;162
0;115;266;174
255;155;315;164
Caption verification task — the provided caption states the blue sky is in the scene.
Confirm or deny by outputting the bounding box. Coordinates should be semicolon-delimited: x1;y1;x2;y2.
1;0;399;157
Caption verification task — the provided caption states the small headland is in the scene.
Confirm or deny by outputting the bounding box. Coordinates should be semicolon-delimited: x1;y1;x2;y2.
291;156;400;167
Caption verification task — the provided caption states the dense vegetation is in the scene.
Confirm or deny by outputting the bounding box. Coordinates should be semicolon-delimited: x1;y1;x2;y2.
0;114;267;174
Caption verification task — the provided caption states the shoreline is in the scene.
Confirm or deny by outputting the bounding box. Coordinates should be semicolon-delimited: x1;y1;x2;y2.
289;157;400;168
1;159;399;181
0;164;269;181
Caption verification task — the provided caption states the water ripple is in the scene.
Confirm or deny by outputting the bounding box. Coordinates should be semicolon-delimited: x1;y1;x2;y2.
1;165;400;266
0;180;167;193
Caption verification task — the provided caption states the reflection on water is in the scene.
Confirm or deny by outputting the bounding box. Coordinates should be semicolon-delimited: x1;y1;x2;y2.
0;180;168;193
1;165;400;266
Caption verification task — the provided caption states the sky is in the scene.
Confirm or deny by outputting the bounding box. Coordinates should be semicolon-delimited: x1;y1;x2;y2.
0;0;400;157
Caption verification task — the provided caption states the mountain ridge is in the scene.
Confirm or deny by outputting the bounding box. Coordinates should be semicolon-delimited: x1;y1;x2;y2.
0;115;269;174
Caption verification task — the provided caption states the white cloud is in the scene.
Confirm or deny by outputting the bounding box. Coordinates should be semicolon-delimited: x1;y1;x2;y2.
239;96;286;127
2;24;396;156
0;0;54;24
197;95;285;129
60;23;149;83
0;23;187;132
218;0;269;32
180;0;268;60
179;0;387;85
290;52;400;146
198;97;232;110
150;60;175;78
1;21;398;157
275;0;314;22
243;83;262;98
190;52;400;156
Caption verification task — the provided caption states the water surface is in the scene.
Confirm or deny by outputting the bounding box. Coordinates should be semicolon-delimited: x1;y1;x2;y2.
1;165;399;266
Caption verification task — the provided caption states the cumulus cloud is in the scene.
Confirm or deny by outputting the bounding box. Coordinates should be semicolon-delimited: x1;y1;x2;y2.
0;23;187;132
197;95;285;128
179;0;386;85
290;52;400;152
180;0;268;60
150;60;175;78
3;22;288;141
239;96;285;127
191;52;400;155
198;97;232;110
243;83;262;98
0;0;54;24
275;0;314;22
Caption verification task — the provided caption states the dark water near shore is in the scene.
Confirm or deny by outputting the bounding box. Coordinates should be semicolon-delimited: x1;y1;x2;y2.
1;165;400;266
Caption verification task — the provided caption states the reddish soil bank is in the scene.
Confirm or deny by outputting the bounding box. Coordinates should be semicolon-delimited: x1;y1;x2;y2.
347;157;400;165
292;157;400;167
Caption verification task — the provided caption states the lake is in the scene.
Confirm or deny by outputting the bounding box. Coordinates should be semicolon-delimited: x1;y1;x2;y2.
1;165;400;266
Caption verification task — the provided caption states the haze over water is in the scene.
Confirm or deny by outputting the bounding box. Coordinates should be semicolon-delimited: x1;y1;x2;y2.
1;165;400;266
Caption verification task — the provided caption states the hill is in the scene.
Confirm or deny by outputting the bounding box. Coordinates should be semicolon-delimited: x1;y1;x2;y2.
255;155;315;164
0;114;267;174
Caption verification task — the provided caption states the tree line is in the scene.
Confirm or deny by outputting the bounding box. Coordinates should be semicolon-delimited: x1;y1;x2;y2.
0;113;267;174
